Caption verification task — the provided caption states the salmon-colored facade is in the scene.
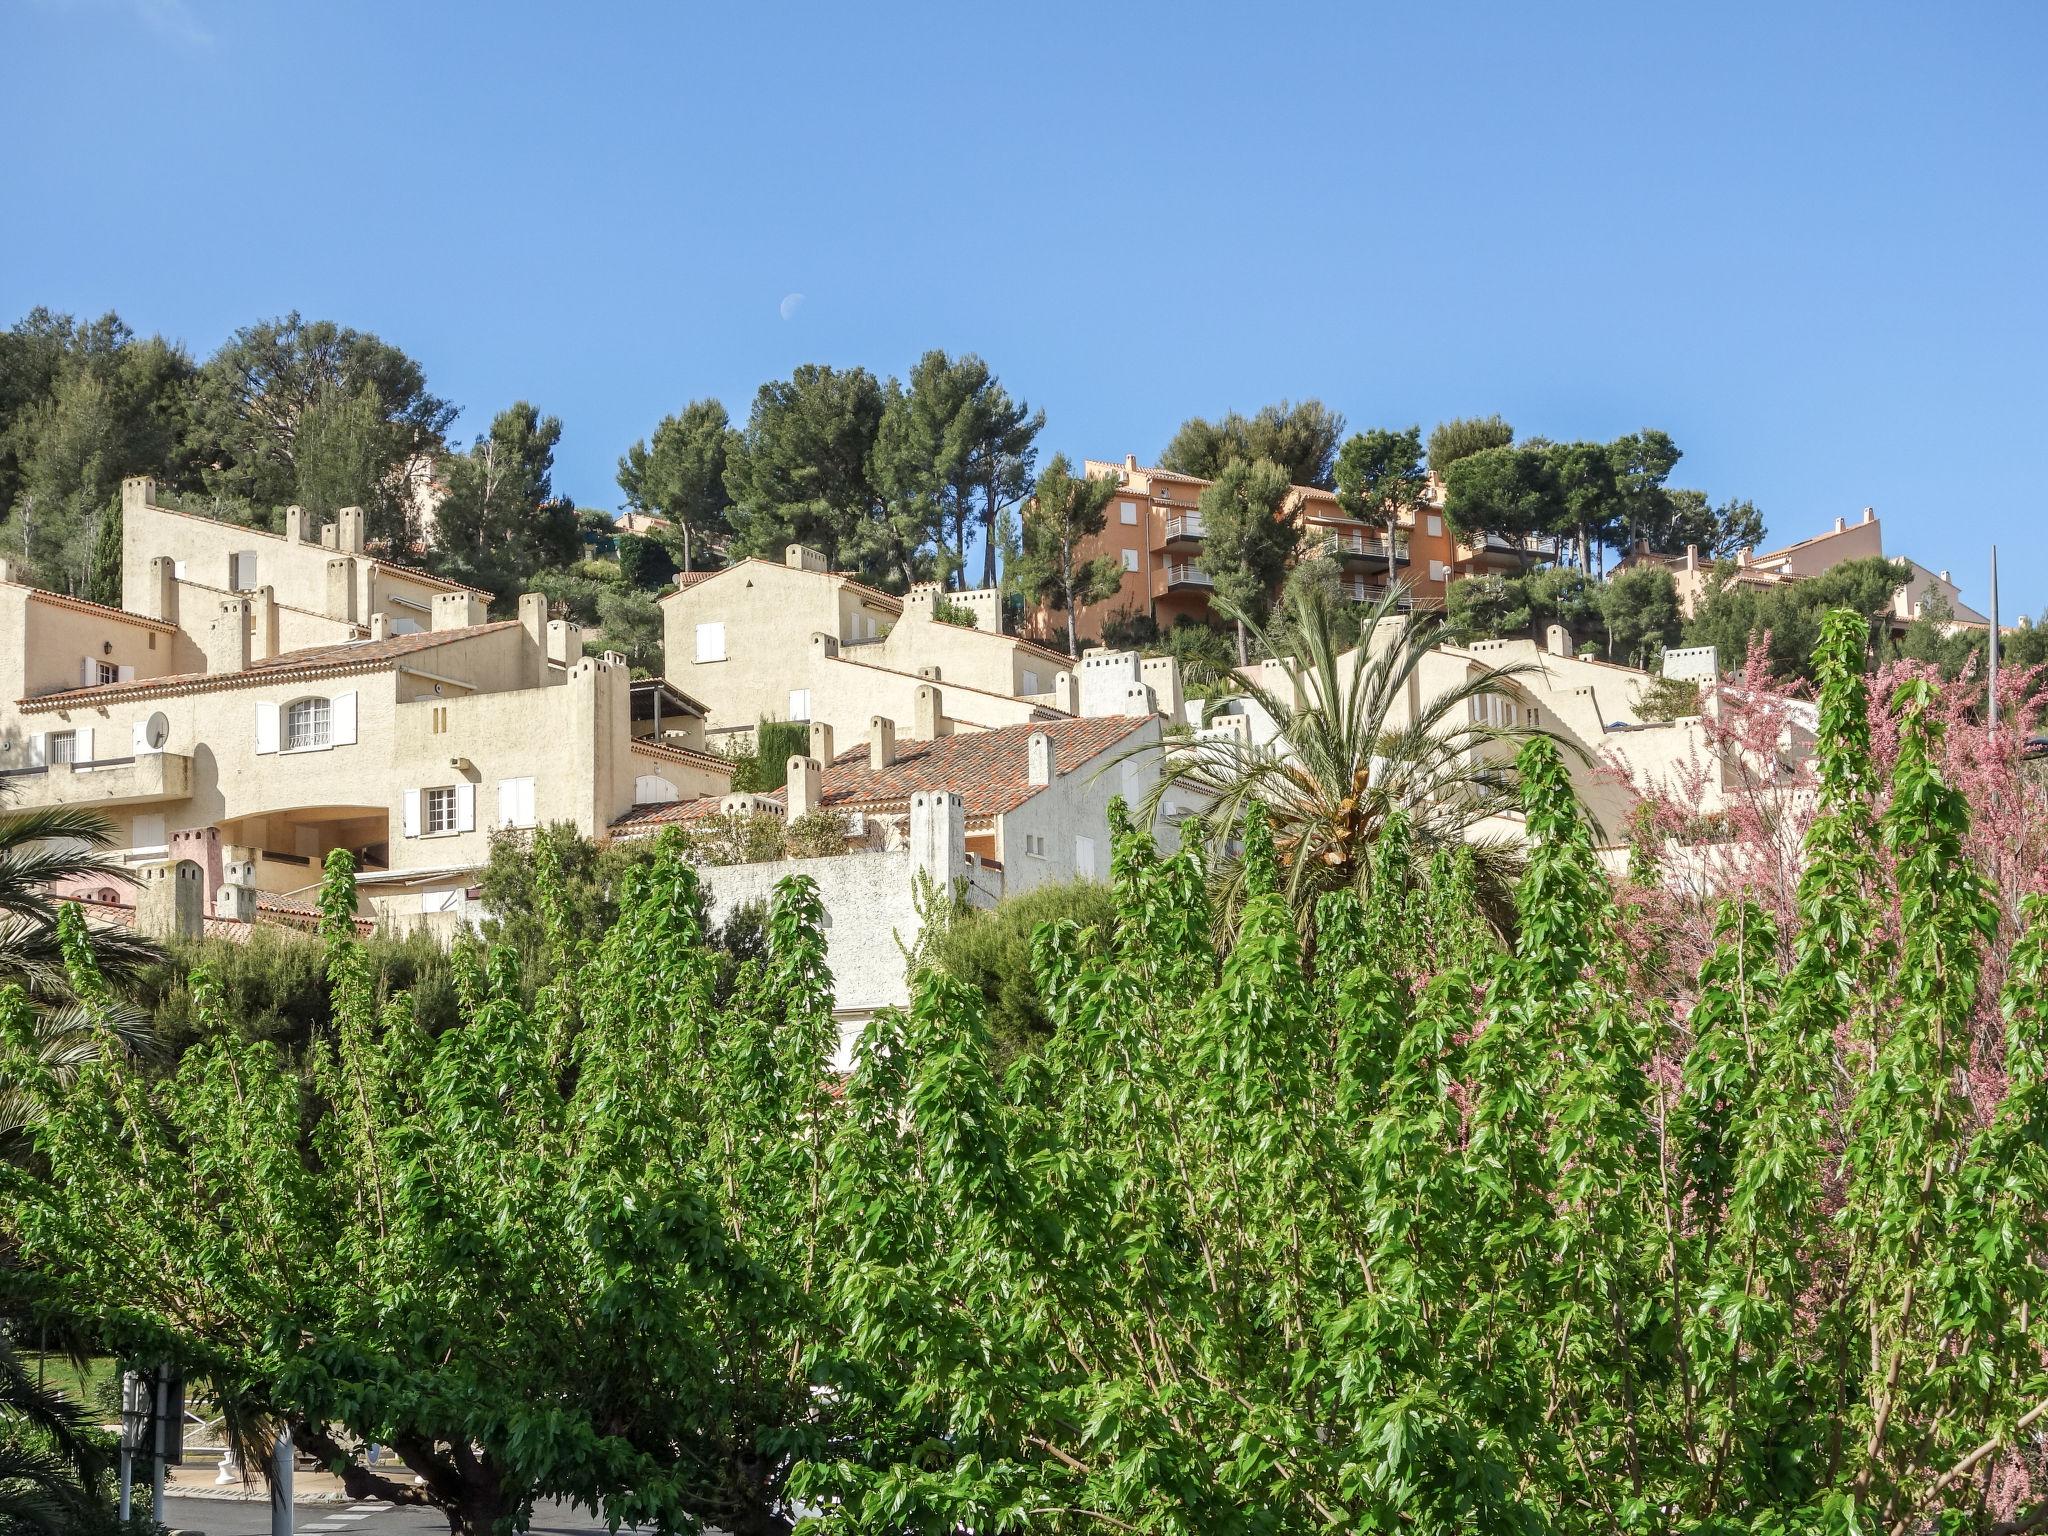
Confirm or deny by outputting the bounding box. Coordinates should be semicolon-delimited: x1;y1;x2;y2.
1046;455;1471;645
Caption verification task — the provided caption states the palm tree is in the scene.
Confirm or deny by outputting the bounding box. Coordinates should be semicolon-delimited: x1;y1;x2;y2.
0;798;158;1149
0;1329;114;1536
1139;583;1539;937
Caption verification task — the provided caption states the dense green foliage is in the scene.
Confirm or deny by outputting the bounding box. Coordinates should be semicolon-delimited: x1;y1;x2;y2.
1196;457;1297;661
1159;400;1345;490
1446;563;1684;665
616;399;734;573
1683;554;1912;679
926;878;1118;1061
9;609;2048;1533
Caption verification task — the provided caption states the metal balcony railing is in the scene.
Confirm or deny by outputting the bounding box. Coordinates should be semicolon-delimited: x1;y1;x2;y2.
1320;529;1410;563
1164;563;1214;589
1164;513;1206;543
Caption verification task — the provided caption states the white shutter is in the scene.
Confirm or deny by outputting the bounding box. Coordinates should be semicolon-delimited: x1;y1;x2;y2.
133;720;151;754
27;733;46;767
788;689;810;721
332;690;357;746
131;814;166;853
518;778;535;827
452;783;475;833
695;622;725;662
498;779;519;829
402;789;421;838
117;665;135;682
74;728;92;765
1075;835;1097;878
80;657;93;685
255;700;280;754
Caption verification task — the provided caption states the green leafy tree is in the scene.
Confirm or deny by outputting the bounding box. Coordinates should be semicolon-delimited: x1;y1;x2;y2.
1161;399;1345;489
1542;438;1620;570
1604;427;1683;553
429;402;580;604
615;398;734;573
1;313;193;596
1333;425;1426;565
614;530;677;591
0;1329;117;1535
1196;456;1297;662
723;364;888;581
1439;442;1554;566
1685;553;1911;680
1599;561;1682;667
800;610;2048;1534
292;382;390;521
1652;487;1766;558
1443;570;1533;643
1015;454;1123;656
4;845;843;1536
928;878;1117;1062
185;312;454;545
1425;412;1514;473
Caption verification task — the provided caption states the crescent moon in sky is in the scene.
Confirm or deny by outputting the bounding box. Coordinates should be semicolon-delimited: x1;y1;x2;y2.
779;292;805;321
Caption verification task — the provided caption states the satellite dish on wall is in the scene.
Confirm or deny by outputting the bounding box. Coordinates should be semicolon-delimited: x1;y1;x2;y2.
143;712;170;751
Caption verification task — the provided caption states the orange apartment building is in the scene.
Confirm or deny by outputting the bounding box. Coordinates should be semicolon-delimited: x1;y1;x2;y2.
1054;455;1510;644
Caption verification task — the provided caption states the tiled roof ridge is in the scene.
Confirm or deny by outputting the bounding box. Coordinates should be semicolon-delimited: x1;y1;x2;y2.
18;621;519;710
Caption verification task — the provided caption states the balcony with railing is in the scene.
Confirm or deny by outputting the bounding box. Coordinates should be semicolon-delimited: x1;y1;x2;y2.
1163;512;1206;547
0;752;193;808
1339;579;1412;610
1163;562;1214;590
1316;526;1410;566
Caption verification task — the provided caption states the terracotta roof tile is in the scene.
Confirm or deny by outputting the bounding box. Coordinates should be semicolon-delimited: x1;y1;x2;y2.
607;794;730;832
19;621;521;710
806;715;1153;820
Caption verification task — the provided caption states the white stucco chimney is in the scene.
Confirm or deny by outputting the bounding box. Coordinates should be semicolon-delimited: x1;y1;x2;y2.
808;721;835;765
203;596;252;673
914;684;943;739
336;506;366;554
285;506;309;544
785;544;828;572
1833;516;1846;533
1027;731;1052;787
1545;623;1572;658
433;591;488;631
786;755;823;819
1862;506;1876;524
869;716;897;770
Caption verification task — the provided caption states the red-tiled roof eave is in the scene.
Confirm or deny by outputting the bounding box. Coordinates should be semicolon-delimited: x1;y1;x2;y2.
629;738;738;774
16;621;520;711
9;582;179;634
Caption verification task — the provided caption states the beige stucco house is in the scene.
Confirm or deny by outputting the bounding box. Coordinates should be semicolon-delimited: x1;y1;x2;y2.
659;544;1183;754
2;479;731;938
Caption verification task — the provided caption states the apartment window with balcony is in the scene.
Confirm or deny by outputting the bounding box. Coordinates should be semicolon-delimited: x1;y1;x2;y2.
1122;548;1139;572
423;785;461;835
284;696;331;751
1120;501;1138;525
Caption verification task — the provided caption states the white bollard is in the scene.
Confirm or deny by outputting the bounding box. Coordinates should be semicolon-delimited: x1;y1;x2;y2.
270;1426;293;1536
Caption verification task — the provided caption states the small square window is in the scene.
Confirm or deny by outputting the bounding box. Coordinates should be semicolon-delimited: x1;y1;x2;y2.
1426;514;1442;537
1122;548;1139;573
1120;501;1138;525
423;786;459;835
47;731;77;765
94;660;118;685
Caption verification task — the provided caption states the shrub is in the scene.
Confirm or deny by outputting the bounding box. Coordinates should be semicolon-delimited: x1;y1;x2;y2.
784;810;852;859
926;877;1118;1061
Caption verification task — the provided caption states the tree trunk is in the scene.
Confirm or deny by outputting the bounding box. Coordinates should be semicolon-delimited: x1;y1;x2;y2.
979;478;998;591
680;522;693;574
1235;618;1248;666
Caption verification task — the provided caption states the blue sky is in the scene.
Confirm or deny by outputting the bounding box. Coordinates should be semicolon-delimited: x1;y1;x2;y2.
4;1;2042;610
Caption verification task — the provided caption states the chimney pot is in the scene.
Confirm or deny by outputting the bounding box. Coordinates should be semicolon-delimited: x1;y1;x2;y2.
869;716;897;769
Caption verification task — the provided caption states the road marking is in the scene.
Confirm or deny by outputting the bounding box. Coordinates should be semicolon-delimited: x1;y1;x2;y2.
348;1505;392;1513
331;1516;373;1523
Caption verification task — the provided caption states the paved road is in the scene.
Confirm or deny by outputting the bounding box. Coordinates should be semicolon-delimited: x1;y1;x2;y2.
164;1495;640;1536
